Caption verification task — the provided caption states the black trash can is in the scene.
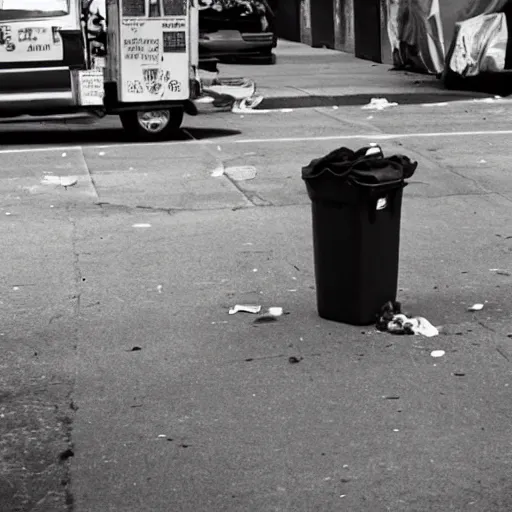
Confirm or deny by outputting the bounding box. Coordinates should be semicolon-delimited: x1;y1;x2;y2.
302;146;417;326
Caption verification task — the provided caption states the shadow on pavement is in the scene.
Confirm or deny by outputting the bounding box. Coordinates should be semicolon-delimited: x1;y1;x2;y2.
0;126;241;147
258;91;498;110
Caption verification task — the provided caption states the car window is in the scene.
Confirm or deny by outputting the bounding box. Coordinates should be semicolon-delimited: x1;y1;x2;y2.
0;0;69;20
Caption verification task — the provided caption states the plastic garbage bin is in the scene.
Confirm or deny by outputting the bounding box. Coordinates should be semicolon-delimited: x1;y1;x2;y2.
302;145;417;326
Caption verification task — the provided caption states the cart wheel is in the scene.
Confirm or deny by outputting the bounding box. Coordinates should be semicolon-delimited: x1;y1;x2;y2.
120;108;184;141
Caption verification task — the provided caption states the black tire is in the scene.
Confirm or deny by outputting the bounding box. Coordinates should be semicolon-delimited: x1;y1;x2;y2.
120;108;184;141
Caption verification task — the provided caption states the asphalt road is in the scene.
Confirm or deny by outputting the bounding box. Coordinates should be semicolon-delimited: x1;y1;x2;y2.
2;98;512;512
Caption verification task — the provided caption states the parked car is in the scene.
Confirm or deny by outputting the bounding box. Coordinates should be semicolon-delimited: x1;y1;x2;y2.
198;0;277;64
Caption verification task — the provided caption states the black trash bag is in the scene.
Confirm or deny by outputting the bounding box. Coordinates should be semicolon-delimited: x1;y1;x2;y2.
301;145;382;179
302;145;417;185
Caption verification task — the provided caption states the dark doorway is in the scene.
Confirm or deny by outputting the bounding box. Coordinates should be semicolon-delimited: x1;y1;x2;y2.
274;0;301;42
311;0;335;48
354;0;382;62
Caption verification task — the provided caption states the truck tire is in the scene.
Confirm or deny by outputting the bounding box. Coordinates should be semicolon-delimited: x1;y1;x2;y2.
120;108;184;141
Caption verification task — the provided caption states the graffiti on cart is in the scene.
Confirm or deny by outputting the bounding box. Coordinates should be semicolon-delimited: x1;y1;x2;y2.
127;79;144;94
18;27;48;43
142;68;172;96
168;80;181;93
0;25;16;51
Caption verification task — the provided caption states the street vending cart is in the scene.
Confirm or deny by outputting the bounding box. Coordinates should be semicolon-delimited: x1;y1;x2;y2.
0;0;202;140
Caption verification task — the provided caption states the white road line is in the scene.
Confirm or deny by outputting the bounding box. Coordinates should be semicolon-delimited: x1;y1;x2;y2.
0;145;82;155
0;128;512;155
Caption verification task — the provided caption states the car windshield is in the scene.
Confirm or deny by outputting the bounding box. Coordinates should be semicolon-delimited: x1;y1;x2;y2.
0;0;69;21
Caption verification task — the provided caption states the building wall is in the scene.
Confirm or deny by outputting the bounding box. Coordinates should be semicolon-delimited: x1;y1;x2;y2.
334;0;355;53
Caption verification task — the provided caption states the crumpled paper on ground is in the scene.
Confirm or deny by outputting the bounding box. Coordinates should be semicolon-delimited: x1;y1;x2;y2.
376;301;439;337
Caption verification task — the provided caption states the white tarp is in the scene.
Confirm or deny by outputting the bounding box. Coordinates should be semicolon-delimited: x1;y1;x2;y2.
387;0;512;76
447;12;508;76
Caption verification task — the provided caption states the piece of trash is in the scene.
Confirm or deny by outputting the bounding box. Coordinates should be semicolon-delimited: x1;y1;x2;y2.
158;434;166;438
490;269;511;276
495;95;502;99
12;286;19;291
362;98;398;111
210;165;224;177
132;223;152;228
99;151;105;156
217;145;222;152
393;429;400;432
340;495;346;498
288;289;297;292
288;356;303;364
332;106;339;110
231;94;264;113
468;304;484;311
253;269;258;272
42;175;78;188
157;285;163;293
5;212;11;216
254;314;278;323
431;350;445;358
59;448;74;461
127;346;142;352
268;307;283;317
229;304;262;315
454;372;466;377
62;152;67;157
384;395;400;400
376;301;438;337
224;165;257;181
479;159;487;163
50;205;54;208
195;95;215;104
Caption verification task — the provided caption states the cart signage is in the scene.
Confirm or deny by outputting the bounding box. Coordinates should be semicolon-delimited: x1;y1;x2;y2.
0;21;64;62
119;16;189;102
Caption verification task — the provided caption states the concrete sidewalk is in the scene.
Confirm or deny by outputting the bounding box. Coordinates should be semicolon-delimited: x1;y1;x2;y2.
220;39;493;109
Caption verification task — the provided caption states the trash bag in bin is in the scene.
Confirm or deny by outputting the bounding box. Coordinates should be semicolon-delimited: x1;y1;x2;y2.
302;145;417;326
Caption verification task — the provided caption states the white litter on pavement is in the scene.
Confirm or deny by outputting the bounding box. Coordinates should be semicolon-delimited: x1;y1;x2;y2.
224;165;257;181
362;98;398;111
210;165;224;177
468;303;484;311
431;350;446;358
42;175;78;188
229;304;262;315
268;307;283;317
490;268;511;276
132;223;152;228
157;285;163;293
62;152;67;157
5;212;11;216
